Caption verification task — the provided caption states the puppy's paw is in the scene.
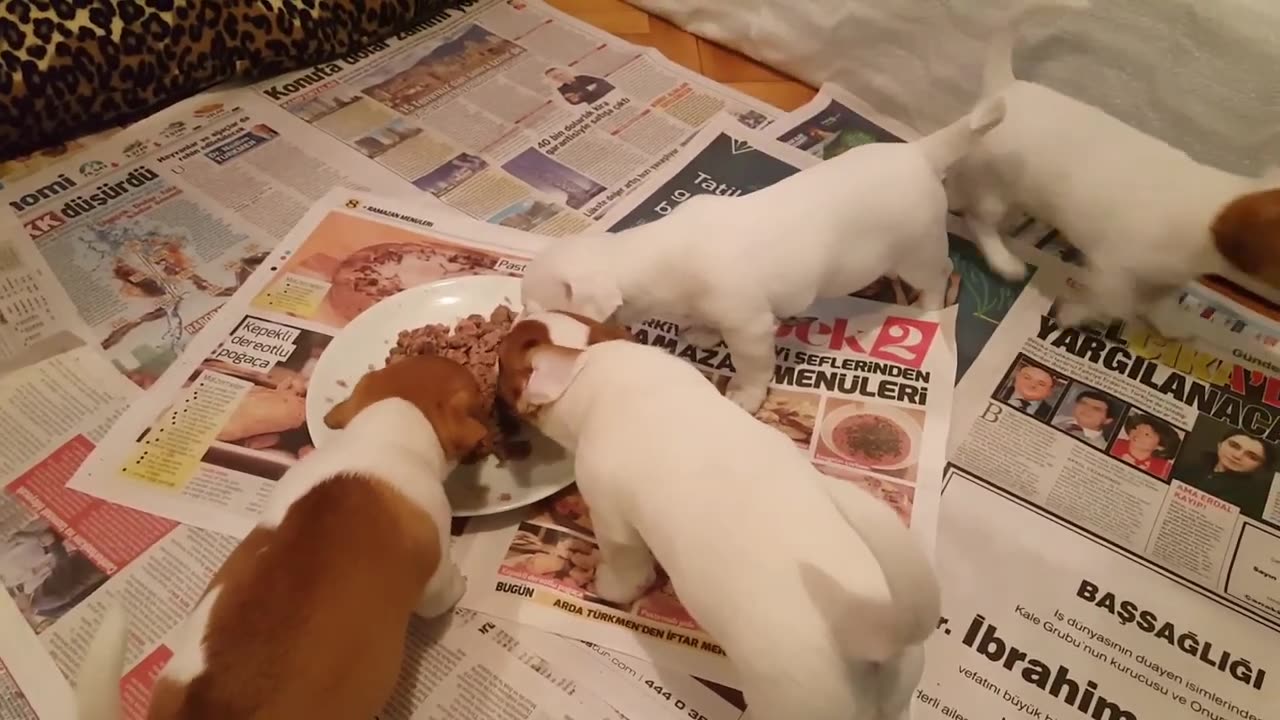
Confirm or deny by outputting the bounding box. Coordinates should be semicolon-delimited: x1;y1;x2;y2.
681;325;723;349
416;569;467;618
593;559;656;605
725;381;768;414
1141;305;1194;341
990;255;1028;282
1053;301;1094;329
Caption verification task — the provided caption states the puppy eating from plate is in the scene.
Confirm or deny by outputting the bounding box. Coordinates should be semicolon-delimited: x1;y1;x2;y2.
497;310;940;720
73;356;486;720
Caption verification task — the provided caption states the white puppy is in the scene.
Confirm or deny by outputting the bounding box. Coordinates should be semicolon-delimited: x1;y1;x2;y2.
74;356;486;720
947;0;1280;336
498;312;941;720
521;97;1006;413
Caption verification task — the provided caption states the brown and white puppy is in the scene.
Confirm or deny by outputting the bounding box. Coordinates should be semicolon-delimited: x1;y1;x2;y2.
498;311;940;720
76;355;488;720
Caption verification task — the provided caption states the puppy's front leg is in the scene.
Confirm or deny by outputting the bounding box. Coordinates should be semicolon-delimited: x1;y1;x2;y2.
593;538;657;605
416;561;467;618
1138;288;1195;341
681;325;723;349
722;313;778;414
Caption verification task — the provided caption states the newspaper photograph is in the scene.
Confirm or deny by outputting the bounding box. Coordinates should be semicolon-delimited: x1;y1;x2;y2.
68;190;544;535
0;87;426;388
458;292;956;684
253;0;778;233
773;82;909;160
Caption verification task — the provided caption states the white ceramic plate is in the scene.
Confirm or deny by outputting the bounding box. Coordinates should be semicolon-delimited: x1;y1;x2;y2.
306;275;574;516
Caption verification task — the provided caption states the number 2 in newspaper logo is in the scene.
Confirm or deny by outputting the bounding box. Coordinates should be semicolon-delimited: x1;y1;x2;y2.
868;317;937;369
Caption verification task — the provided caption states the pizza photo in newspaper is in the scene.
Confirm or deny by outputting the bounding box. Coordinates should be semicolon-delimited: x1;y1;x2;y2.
307;275;575;516
254;211;523;328
327;241;506;321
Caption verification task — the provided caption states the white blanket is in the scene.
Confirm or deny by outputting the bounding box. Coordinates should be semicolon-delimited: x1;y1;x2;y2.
625;0;1280;175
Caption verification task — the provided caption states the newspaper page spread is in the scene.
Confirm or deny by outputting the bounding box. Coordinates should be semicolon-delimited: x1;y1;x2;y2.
251;0;778;233
0;87;421;389
922;257;1280;719
69;190;546;536
456;117;956;686
772;84;1035;381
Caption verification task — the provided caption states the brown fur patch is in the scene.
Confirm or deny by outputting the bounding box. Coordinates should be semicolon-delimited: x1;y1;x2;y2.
148;475;440;720
497;312;631;415
1213;188;1280;287
324;354;488;460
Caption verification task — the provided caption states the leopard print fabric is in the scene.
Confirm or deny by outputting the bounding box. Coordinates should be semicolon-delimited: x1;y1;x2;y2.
0;0;464;161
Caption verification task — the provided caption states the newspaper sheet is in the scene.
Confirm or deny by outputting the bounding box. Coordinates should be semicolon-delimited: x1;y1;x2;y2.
0;88;420;389
453;607;747;720
69;190;545;536
456;117;956;685
927;258;1280;719
771;85;1036;381
251;0;778;232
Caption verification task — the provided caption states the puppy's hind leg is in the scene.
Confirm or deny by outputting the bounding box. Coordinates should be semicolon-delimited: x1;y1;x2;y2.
592;519;657;604
416;561;467;619
574;475;657;604
966;194;1026;281
899;252;953;312
722;311;779;414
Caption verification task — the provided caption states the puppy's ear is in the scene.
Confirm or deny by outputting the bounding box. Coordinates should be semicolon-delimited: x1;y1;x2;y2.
1213;189;1280;283
324;396;359;429
525;345;585;406
435;386;490;460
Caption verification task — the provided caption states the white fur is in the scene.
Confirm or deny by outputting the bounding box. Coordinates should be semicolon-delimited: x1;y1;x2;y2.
522;97;1005;413
519;329;940;720
75;602;129;720
73;398;465;716
159;586;223;684
947;0;1275;338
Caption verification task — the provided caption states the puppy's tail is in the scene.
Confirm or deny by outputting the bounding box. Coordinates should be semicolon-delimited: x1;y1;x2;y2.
915;94;1007;177
826;482;941;662
75;603;128;720
983;0;1092;96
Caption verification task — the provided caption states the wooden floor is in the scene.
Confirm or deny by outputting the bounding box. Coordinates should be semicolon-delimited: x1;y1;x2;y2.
548;0;817;111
